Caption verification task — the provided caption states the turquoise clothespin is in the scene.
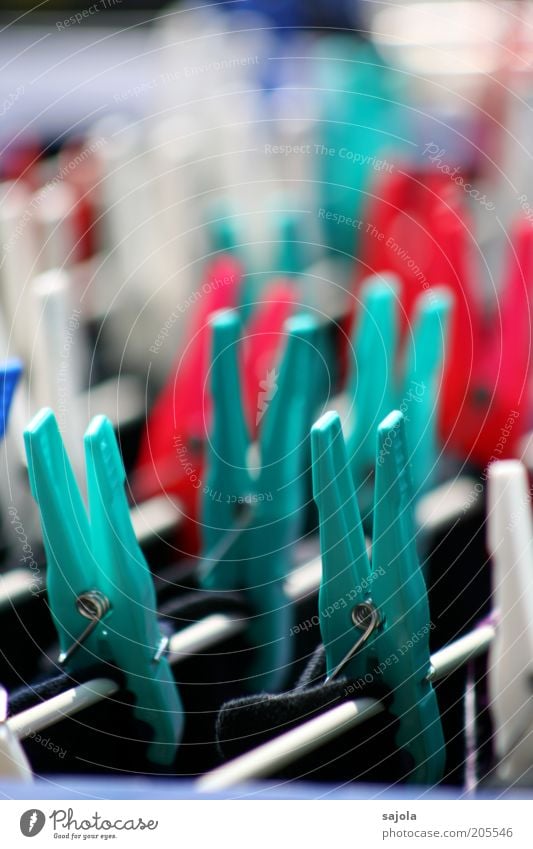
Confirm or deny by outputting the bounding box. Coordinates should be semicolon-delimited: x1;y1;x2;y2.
346;276;451;516
314;37;410;260
273;208;306;278
241;203;307;315
312;409;445;784
24;409;183;766
0;359;22;440
205;197;243;258
200;309;322;691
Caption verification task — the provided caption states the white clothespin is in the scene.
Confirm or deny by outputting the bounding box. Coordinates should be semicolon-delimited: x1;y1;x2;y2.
33;180;78;272
30;269;86;478
0;686;32;782
0;180;40;365
488;460;533;783
31;269;85;414
89;117;192;380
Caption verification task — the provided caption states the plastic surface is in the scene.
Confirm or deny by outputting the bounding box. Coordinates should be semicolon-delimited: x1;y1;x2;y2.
200;309;323;691
24;409;183;766
311;409;445;784
0;359;22;440
346;277;451;506
487;460;533;782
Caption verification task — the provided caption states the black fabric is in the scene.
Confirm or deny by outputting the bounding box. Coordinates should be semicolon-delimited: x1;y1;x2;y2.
426;494;491;786
159;591;255;775
0;568;56;689
8;667;104;714
8;664;169;777
216;646;415;784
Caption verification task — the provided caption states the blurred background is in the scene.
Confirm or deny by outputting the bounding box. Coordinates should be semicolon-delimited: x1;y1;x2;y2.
2;0;533;793
2;0;533;536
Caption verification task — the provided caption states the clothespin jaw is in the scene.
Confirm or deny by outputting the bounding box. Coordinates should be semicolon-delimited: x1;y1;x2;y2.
371;412;444;782
273;208;305;277
25;408;183;765
487;461;533;779
134;254;242;551
402;287;451;497
205;197;242;258
201;309;252;570
356;173;477;435
201;310;322;690
346;275;398;484
0;359;22;439
346;277;451;513
258;312;323;515
456;219;533;465
312;409;445;784
247;313;323;689
312;410;371;656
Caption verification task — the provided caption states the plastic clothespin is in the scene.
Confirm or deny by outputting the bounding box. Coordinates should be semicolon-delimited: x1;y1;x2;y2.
0;685;32;782
311;409;445;783
24;408;183;766
58;138;102;262
275;210;304;277
200;308;323;691
241;282;296;439
0;139;42;190
134;264;297;549
0;359;22;440
271;207;307;279
356;172;480;435
487;460;533;782
134;255;242;550
240;205;305;316
204;197;243;259
313;36;409;260
358;169;533;466
345;276;451;514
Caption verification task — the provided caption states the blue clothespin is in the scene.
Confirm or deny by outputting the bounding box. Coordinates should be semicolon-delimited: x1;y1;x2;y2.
0;359;22;440
346;276;451;516
311;409;445;784
200;309;322;691
24;408;183;765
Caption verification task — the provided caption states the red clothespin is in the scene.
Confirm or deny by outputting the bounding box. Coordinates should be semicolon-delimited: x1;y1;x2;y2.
356;167;533;465
134;255;243;551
